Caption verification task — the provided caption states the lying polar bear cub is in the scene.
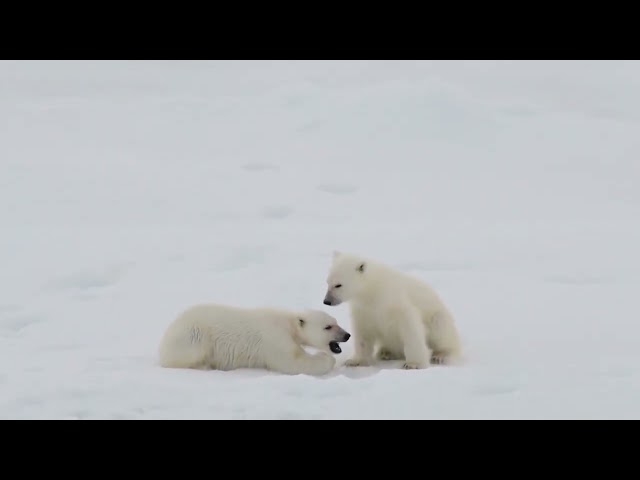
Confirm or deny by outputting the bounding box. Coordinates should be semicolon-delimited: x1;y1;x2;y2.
158;303;351;376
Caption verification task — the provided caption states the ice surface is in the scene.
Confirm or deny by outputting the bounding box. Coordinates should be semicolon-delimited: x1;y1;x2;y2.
1;60;640;419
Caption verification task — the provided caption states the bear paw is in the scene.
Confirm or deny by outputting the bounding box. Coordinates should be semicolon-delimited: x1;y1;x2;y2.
316;352;336;368
402;361;428;370
344;358;371;367
430;354;446;365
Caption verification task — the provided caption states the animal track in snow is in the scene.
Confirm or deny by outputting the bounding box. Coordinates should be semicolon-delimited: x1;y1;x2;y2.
395;261;471;273
0;304;20;314
43;263;132;294
261;206;294;219
210;246;270;272
316;184;359;195
241;162;280;173
544;274;612;286
471;382;520;397
0;312;43;336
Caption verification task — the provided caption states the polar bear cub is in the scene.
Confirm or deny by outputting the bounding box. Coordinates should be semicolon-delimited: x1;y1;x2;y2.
323;251;462;370
158;303;351;376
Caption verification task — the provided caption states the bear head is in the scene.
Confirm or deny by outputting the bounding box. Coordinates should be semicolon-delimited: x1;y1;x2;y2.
323;250;369;307
295;309;351;354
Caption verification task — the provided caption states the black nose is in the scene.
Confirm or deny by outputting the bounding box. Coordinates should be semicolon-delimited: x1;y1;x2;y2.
323;299;332;305
343;333;351;341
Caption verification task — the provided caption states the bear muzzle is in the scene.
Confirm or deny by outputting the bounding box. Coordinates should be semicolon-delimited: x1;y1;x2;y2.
328;328;351;354
323;292;341;306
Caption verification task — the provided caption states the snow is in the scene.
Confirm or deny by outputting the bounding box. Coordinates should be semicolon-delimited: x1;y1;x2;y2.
1;60;640;419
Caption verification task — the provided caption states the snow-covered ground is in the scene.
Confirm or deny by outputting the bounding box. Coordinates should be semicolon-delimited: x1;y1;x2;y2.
1;60;640;419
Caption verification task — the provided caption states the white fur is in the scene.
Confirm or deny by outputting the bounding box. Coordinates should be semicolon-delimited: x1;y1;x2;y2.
158;303;350;376
323;251;462;370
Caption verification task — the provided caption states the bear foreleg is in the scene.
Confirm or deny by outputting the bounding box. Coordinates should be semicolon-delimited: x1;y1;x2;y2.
377;347;404;361
344;337;376;367
395;306;431;370
266;347;336;376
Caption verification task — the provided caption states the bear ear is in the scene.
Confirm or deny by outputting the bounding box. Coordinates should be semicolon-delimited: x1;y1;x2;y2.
332;250;342;259
298;318;305;327
357;263;365;273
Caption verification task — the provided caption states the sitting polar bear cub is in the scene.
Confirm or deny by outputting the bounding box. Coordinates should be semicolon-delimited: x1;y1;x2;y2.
158;303;351;376
323;251;462;370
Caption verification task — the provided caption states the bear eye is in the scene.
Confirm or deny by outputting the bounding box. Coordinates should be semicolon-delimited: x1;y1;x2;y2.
334;284;342;288
324;326;332;330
